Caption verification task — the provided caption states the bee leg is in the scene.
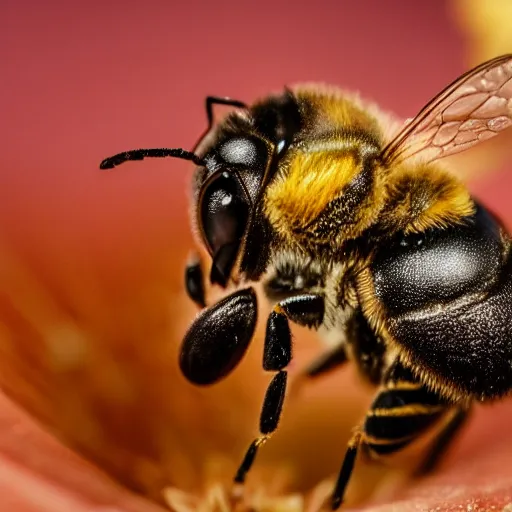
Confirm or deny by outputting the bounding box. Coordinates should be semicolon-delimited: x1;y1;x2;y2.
331;362;449;509
331;430;362;510
233;295;324;491
184;255;206;308
415;405;470;475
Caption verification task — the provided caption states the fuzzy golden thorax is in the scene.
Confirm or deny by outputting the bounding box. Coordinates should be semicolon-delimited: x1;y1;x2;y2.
263;141;387;250
262;148;474;256
261;86;475;255
374;164;475;236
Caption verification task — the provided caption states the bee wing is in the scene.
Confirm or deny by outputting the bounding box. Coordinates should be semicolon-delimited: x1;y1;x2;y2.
381;55;512;167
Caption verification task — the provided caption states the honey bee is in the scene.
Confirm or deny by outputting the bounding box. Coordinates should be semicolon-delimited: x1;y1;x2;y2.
100;55;512;509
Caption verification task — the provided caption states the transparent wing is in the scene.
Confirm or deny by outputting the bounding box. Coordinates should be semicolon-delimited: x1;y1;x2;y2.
381;54;512;167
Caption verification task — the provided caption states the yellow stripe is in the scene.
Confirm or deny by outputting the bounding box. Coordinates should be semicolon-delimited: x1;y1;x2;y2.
368;404;445;417
385;381;423;390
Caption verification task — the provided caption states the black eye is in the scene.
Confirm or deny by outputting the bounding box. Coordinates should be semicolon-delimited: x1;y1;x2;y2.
200;172;250;285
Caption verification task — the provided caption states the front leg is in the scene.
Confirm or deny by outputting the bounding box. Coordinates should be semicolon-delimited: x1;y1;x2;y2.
184;254;206;308
233;294;325;486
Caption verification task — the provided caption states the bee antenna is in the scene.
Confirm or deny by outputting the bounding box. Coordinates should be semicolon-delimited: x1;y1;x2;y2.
99;148;206;170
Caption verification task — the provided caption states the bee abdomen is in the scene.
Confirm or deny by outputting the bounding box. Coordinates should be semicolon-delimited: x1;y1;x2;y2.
372;203;503;315
370;203;512;399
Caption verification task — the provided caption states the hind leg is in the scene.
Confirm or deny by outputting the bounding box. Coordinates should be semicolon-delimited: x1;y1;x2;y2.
330;362;452;509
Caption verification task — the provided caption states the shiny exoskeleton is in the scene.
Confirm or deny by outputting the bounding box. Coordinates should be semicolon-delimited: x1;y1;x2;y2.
100;55;512;509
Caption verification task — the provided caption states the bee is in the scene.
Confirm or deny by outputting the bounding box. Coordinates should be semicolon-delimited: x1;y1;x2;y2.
100;55;512;509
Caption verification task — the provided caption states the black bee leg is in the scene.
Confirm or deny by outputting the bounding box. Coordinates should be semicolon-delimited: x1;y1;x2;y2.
233;370;288;488
184;256;206;308
233;294;325;489
331;362;450;509
331;430;362;510
416;405;470;475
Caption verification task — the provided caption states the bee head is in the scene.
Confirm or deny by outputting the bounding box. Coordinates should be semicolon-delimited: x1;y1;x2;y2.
194;134;275;286
100;91;304;288
191;91;304;285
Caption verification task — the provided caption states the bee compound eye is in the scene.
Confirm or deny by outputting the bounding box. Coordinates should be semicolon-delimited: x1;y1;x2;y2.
200;173;249;282
179;287;258;385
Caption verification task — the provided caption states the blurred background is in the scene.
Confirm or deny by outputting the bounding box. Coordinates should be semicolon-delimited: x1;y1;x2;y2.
1;1;512;511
